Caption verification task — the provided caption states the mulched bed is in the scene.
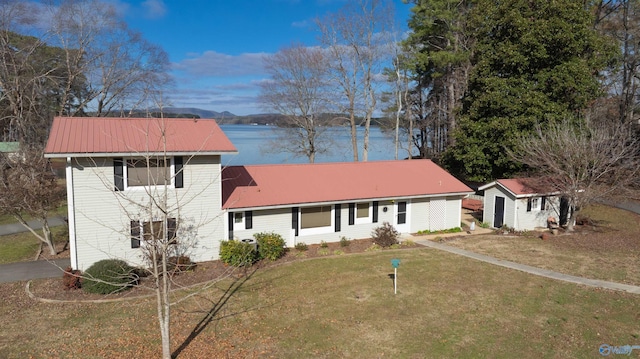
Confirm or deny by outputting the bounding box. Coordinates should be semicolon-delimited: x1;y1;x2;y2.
28;238;419;302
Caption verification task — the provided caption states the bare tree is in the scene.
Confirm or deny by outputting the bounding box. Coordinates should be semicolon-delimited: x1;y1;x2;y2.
510;119;640;231
317;0;394;161
46;0;172;117
259;44;333;162
0;148;65;255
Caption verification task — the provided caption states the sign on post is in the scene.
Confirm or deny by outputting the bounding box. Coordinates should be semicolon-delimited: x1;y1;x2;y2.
391;259;400;294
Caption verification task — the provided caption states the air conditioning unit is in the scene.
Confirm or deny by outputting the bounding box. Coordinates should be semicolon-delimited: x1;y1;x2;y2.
241;238;257;252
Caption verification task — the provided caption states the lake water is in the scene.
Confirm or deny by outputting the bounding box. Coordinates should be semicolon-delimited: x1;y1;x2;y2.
220;124;404;166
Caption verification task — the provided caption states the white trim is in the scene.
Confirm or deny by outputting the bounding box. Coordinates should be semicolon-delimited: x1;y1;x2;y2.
123;157;175;191
354;201;372;224
66;157;78;270
298;205;334;236
224;192;473;212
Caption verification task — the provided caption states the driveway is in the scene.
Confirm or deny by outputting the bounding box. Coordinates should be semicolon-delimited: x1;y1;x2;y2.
0;258;70;283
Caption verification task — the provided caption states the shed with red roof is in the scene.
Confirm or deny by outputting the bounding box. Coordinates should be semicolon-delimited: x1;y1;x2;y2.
479;179;563;230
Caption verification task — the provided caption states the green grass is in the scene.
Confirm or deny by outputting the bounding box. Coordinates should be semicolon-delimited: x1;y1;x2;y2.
0;204;67;226
0;226;68;264
2;249;639;358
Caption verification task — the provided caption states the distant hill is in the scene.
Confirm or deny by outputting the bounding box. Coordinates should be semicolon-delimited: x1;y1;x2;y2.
159;107;236;119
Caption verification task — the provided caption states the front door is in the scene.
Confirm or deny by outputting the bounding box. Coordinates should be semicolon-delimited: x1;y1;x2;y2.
395;201;409;233
493;196;505;228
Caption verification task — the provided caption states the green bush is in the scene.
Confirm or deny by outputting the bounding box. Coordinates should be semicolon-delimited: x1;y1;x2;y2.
254;232;286;261
339;236;351;247
82;259;138;294
320;240;328;248
371;222;399;247
294;242;308;251
219;240;257;267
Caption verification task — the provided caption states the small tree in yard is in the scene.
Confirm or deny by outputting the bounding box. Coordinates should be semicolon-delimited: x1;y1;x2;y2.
510;119;640;231
0;148;65;255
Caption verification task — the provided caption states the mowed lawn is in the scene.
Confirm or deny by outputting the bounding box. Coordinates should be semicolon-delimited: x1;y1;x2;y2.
1;248;639;358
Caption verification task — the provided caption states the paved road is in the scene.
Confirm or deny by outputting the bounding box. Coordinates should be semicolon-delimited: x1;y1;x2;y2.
0;258;70;283
0;216;66;236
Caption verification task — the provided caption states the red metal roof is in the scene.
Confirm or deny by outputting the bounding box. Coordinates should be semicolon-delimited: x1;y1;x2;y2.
44;117;237;157
222;159;473;209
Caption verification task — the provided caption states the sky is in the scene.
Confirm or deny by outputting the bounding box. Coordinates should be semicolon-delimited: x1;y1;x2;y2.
113;0;413;116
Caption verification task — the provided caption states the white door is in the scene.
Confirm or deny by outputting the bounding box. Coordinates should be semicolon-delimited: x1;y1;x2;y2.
395;200;410;233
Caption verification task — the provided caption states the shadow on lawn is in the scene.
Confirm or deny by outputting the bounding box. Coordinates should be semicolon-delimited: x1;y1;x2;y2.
172;266;259;358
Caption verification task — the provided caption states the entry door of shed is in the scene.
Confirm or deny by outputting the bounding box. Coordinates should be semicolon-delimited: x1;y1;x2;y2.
493;196;505;228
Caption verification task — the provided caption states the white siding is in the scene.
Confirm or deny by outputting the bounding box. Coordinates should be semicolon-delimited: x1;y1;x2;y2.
482;184;560;230
429;197;447;231
444;197;463;229
410;198;429;233
70;155;225;270
231;208;291;244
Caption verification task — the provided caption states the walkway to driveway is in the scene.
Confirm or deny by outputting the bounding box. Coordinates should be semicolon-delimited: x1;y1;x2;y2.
0;258;70;283
415;239;640;294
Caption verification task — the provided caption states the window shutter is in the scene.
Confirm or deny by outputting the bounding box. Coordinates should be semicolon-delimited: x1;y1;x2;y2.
130;220;140;248
114;158;124;191
348;203;355;225
292;207;299;236
372;201;379;223
174;156;183;188
541;196;546;211
228;212;234;240
527;198;532;212
245;211;253;229
167;218;177;244
334;204;341;232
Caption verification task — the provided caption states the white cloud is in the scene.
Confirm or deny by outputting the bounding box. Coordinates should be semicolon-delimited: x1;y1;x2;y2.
141;0;167;19
173;51;269;77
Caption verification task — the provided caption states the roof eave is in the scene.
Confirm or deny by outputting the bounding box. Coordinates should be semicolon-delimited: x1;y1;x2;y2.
44;150;239;158
223;190;475;211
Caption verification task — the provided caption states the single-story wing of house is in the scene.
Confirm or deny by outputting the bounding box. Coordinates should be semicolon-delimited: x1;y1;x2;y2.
44;116;473;270
479;178;564;230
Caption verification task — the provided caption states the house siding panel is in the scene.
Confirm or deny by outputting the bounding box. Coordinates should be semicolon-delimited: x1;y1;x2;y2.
70;155;224;270
410;198;429;233
445;197;463;229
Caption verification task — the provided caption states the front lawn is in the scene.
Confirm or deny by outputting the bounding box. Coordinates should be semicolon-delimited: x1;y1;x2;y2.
1;249;638;358
446;204;640;285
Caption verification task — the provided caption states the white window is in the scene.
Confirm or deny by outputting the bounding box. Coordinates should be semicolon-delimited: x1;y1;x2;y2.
355;202;371;224
300;205;333;235
527;197;541;212
126;158;173;188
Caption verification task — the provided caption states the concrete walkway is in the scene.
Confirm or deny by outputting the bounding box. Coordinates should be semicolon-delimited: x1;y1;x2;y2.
0;258;70;283
0;216;66;236
415;239;640;294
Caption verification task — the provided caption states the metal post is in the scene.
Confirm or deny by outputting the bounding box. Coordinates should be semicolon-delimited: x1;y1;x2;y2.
394;267;397;294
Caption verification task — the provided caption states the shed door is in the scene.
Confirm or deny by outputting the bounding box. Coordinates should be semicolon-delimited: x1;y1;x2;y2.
493;196;505;228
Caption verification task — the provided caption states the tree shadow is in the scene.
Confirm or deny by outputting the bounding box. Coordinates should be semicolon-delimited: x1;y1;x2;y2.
172;266;259;358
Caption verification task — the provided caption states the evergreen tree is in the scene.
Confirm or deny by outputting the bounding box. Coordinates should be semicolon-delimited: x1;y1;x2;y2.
443;0;613;182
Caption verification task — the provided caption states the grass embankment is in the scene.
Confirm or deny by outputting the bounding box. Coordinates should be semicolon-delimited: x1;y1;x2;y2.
0;226;68;264
0;205;67;226
1;249;638;358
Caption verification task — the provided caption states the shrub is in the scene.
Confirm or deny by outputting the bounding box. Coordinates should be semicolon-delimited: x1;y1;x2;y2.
294;242;308;251
371;222;399;247
254;232;286;261
219;240;257;267
62;267;81;290
339;236;351;247
320;240;328;248
318;248;330;256
82;259;138;294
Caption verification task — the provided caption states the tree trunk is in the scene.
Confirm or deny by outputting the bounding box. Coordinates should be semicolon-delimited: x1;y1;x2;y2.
15;215;56;255
349;110;359;162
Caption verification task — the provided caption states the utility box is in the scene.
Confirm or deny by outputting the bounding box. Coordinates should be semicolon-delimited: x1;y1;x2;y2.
241;238;257;251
